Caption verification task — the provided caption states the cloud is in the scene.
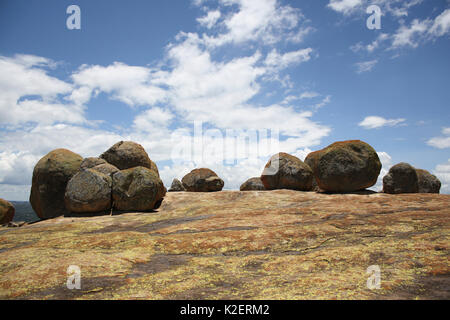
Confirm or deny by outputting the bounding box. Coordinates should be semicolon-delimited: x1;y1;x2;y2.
71;62;168;107
391;18;431;49
197;10;221;29
348;5;448;53
198;0;310;46
327;0;423;17
429;9;450;37
264;48;313;72
354;60;378;73
327;0;362;15
427;127;450;149
0;54;84;126
434;159;450;194
358;116;406;129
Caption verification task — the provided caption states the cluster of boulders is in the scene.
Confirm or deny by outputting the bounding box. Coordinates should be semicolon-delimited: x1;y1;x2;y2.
0;198;15;225
238;140;441;194
24;138;442;221
383;162;441;194
30;141;166;220
169;168;224;192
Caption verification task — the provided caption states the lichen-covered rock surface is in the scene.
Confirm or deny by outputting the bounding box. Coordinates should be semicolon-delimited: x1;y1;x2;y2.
0;191;448;300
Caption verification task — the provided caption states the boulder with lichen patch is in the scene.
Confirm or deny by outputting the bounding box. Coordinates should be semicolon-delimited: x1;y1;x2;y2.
261;153;313;191
182;169;224;192
240;177;266;191
112;166;166;211
416;169;441;194
305;140;381;193
65;169;112;214
100;141;159;176
30;149;83;219
383;162;419;194
0;198;15;224
169;179;186;192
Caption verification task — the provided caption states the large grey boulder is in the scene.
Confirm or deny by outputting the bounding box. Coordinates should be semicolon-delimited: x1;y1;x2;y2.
383;163;419;194
100;141;159;176
182;169;224;192
416;169;441;194
65;169;112;214
112;166;166;211
305;140;381;193
30;149;83;219
261;153;313;191
240;177;266;191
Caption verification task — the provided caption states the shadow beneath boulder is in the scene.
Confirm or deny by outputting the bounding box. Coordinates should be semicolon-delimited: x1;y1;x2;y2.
318;189;379;196
64;209;158;218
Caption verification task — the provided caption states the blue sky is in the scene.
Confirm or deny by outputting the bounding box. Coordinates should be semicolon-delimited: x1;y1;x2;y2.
0;0;449;200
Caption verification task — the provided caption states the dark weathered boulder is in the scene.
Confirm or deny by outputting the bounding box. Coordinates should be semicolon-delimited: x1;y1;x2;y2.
182;169;224;192
383;163;419;194
65;169;112;214
80;157;107;170
112;166;166;211
100;141;159;176
416;169;441;194
240;177;266;191
30;149;83;219
261;153;313;191
305;140;381;193
169;179;186;192
0;198;15;224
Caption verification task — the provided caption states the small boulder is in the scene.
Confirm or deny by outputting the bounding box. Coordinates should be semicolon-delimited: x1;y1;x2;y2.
261;153;313;191
100;141;159;176
182;169;224;192
305;140;381;193
0;199;15;224
65;169;112;214
240;177;266;191
416;169;441;194
168;179;186;192
383;163;419;194
30;149;83;219
112;166;166;211
80;157;107;170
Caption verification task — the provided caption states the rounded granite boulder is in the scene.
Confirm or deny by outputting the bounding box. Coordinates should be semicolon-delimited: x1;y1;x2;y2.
65;169;112;214
168;179;186;192
0;198;15;224
416;169;441;194
383;163;419;194
305;140;381;193
261;153;313;191
112;166;166;211
30;149;83;219
182;169;224;192
240;177;266;191
100;141;159;176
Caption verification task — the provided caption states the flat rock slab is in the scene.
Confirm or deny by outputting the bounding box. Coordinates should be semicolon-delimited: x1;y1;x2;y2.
0;191;448;300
